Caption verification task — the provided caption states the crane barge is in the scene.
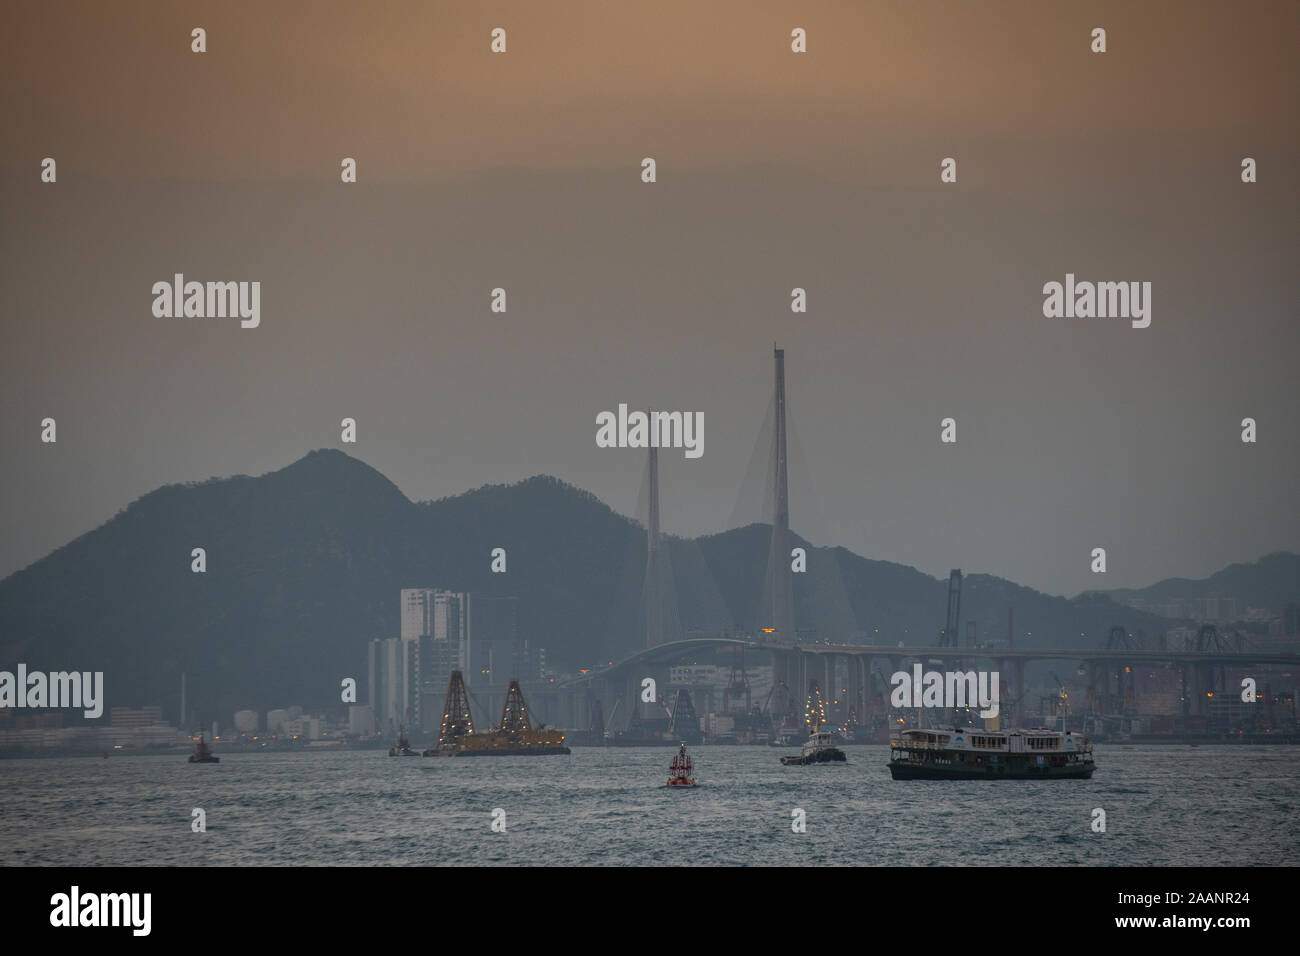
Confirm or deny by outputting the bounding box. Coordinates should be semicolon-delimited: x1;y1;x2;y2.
424;672;570;756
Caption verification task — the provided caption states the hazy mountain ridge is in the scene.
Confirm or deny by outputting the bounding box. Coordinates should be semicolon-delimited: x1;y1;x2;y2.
0;450;1277;721
1086;552;1300;612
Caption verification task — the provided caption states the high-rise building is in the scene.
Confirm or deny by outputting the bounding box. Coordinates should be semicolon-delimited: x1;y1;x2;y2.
367;636;404;733
405;635;454;734
431;590;471;681
514;638;540;682
348;705;375;736
399;589;438;731
401;590;469;655
395;589;471;731
473;596;520;684
400;588;437;643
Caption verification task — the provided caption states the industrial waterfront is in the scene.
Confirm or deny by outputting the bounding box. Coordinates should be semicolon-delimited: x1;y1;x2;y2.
3;347;1295;760
1;745;1294;866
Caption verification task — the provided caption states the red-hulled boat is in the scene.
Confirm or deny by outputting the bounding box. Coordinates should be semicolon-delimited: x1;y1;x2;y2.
667;742;696;787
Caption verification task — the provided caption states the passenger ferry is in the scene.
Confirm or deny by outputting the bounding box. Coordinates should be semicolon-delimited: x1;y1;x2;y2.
889;727;1095;780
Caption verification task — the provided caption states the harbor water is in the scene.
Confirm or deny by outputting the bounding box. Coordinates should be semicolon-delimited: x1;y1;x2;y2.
2;745;1295;866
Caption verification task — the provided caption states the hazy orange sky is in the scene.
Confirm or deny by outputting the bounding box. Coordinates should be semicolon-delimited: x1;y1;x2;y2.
2;0;1297;596
5;1;1295;183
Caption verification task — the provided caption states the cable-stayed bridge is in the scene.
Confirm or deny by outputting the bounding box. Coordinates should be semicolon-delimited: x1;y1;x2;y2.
537;348;1295;736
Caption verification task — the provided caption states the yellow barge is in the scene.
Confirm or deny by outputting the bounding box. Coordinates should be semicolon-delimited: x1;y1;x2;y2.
424;672;570;757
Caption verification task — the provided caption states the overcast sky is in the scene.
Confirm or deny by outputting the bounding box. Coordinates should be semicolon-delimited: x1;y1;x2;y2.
2;0;1296;597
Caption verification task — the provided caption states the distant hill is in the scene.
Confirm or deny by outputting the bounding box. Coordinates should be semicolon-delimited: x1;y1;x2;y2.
0;449;1214;722
1087;552;1300;613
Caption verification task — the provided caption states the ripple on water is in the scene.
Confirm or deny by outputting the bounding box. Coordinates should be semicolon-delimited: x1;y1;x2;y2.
0;746;1296;865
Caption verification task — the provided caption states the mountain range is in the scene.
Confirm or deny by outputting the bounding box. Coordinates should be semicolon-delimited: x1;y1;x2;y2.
0;449;1293;722
1088;553;1300;612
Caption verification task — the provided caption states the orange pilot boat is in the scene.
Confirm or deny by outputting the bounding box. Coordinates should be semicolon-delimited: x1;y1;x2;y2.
667;742;696;787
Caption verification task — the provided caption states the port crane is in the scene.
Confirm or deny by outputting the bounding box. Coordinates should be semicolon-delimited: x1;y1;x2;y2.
763;681;803;741
804;680;828;731
938;569;962;648
1039;671;1070;730
667;688;701;743
722;648;751;714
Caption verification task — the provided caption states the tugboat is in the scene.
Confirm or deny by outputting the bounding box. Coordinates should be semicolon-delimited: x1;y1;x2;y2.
780;727;847;765
888;727;1095;779
389;726;418;757
666;742;696;787
188;733;219;763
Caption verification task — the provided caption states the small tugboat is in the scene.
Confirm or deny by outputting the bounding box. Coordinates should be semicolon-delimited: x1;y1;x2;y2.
389;726;418;757
667;742;696;787
780;727;847;765
888;727;1095;779
188;733;219;763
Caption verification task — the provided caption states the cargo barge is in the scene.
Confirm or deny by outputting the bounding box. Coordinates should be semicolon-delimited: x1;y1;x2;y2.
424;673;570;757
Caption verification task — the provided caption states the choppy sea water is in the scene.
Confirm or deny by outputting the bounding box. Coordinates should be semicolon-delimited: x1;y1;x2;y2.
1;745;1295;866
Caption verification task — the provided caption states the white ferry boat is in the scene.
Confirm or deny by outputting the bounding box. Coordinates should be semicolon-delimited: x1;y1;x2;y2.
889;727;1095;780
